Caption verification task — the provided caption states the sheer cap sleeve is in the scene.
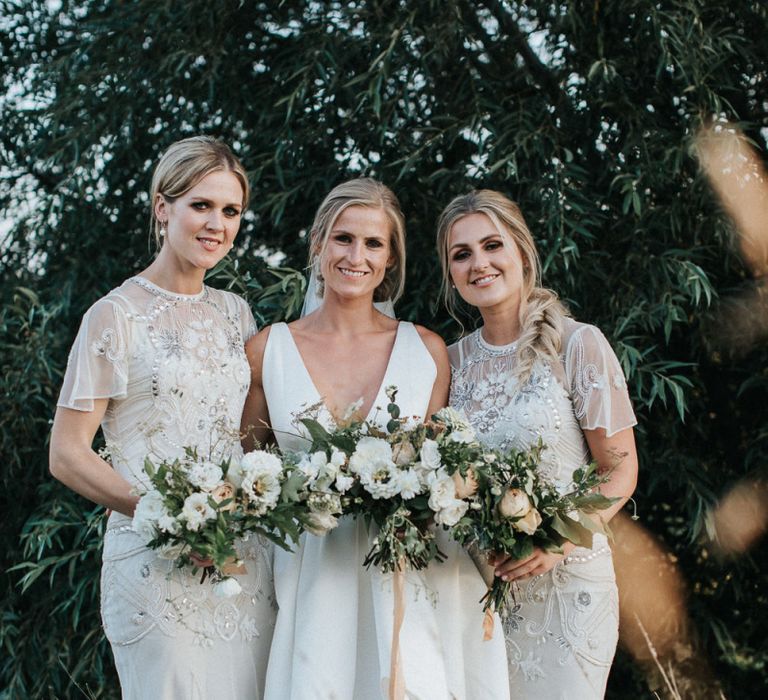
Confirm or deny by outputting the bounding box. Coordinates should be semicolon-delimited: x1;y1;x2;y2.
57;297;130;412
564;323;636;437
238;295;258;342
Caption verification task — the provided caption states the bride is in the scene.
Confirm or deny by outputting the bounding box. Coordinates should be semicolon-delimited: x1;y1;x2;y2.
242;178;509;699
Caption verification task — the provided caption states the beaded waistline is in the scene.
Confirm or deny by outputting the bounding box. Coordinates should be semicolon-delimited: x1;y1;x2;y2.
105;524;135;536
563;545;611;564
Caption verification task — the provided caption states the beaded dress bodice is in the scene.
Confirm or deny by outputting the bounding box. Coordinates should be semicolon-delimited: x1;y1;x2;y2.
449;319;634;493
59;276;256;493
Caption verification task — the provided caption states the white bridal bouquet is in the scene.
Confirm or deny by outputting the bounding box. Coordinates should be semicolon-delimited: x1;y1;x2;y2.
132;447;303;595
290;387;483;573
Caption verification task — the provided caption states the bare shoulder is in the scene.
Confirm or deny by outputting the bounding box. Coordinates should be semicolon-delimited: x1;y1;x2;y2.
244;324;274;369
413;324;449;361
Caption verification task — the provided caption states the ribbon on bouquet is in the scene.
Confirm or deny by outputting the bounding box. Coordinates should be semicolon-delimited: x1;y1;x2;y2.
388;566;406;700
221;559;247;576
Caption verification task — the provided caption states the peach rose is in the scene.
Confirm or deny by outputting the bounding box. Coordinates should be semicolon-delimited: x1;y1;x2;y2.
211;482;237;512
451;468;478;499
498;488;532;519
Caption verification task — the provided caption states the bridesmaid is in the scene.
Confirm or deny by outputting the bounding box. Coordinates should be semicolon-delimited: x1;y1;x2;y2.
49;136;276;699
436;189;638;699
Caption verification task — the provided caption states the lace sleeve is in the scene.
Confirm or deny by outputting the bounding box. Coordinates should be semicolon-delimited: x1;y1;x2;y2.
239;296;258;342
57;298;130;412
564;324;636;437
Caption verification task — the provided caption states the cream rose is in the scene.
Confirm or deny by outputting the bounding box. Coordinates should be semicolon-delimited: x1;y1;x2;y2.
498;488;532;519
392;440;416;466
451;468;478;499
513;507;543;535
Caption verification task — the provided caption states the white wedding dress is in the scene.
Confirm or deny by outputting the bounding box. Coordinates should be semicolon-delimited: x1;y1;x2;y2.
449;318;637;700
261;321;510;700
57;276;276;700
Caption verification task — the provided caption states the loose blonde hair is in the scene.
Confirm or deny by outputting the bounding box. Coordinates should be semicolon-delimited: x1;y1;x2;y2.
308;177;407;304
436;189;569;382
149;136;250;248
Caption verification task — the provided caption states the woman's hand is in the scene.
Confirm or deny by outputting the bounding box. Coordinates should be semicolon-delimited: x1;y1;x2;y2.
190;553;215;568
491;543;575;581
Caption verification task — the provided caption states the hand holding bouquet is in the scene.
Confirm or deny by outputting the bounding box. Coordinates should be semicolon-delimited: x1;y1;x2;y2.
446;444;616;618
132;447;303;596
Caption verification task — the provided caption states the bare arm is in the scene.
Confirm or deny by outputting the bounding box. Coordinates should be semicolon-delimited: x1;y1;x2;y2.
416;325;451;417
583;425;638;523
50;402;138;517
241;326;274;452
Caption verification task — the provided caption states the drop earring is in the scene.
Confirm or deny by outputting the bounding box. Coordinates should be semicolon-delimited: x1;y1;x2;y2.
159;222;167;237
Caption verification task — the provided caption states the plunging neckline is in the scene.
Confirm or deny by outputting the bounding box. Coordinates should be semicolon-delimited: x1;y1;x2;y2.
281;321;403;424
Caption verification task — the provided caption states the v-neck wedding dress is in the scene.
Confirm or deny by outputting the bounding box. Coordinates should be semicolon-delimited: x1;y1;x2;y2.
261;321;509;700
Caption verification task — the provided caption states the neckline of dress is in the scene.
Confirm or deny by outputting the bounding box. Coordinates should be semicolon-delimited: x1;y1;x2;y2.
130;275;208;301
281;321;404;424
475;327;518;354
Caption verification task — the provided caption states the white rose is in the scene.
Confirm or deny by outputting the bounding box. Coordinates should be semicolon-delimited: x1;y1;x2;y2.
451;468;478;499
335;474;355;493
132;490;167;542
187;461;223;491
429;474;458;512
449;428;476;444
329;448;347;468
348;437;393;473
241;470;282;515
513;508;543;535
396;469;422;500
419;439;442;471
392;440;416;466
498;488;533;519
181;492;216;532
240;450;283;478
435;499;469;527
157;513;181;535
212;576;242;597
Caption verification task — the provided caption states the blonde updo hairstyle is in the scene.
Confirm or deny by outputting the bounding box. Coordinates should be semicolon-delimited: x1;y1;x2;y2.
149;136;250;248
436;189;569;383
309;177;407;304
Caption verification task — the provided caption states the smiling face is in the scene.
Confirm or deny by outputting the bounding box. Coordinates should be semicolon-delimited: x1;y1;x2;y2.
154;169;244;273
317;205;393;302
448;212;527;314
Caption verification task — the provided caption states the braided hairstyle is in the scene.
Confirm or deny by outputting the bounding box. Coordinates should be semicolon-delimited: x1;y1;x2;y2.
436;189;569;383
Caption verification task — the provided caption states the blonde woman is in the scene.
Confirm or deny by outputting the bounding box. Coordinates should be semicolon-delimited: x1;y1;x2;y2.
243;178;509;699
50;137;276;699
437;190;638;699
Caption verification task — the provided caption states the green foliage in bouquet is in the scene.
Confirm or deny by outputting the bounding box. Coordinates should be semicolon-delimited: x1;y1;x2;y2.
448;448;616;616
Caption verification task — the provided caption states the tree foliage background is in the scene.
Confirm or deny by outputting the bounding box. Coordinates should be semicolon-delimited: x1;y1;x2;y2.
1;0;767;697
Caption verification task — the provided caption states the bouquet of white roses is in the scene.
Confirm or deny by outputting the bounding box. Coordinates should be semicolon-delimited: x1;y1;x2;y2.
132;447;304;596
291;387;487;573
444;442;616;618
